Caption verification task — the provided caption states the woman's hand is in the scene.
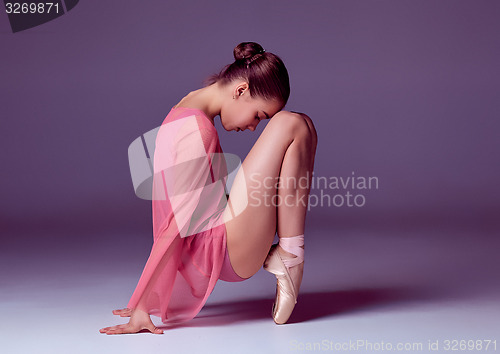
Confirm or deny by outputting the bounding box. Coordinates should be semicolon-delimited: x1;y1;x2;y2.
99;308;164;335
112;307;132;317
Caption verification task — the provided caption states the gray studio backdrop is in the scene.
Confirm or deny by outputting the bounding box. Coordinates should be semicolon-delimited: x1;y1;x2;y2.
1;0;499;239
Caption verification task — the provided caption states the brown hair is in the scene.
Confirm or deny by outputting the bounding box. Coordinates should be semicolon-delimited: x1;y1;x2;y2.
203;42;290;106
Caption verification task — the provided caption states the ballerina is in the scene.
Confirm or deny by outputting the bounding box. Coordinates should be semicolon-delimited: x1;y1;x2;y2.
100;41;317;335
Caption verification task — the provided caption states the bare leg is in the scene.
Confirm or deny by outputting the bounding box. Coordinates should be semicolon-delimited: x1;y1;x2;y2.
223;111;318;278
102;111;317;333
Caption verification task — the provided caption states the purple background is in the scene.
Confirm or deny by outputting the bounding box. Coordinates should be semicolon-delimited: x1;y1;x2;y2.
1;0;499;349
1;1;499;236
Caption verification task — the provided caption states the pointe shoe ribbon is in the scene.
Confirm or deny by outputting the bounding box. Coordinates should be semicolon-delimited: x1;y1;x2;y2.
263;235;304;324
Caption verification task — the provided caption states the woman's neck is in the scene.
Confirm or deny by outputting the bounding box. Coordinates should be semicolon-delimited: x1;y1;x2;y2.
174;83;225;125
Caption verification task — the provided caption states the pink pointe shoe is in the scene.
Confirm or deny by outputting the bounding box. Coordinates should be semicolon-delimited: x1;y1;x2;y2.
263;234;304;324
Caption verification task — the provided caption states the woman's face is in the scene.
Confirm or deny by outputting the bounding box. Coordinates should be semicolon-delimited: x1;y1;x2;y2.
220;82;283;132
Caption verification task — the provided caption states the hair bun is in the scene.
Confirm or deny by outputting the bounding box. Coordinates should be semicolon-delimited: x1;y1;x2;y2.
234;42;265;61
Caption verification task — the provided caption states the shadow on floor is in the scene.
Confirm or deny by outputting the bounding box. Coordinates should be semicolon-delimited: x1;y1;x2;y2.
161;285;435;330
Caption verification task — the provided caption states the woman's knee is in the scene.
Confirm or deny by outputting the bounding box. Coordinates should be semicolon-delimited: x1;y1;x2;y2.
295;112;318;152
268;111;317;150
266;111;310;138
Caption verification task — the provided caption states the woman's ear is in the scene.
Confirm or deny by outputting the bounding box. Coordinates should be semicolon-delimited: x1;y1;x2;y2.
235;81;249;97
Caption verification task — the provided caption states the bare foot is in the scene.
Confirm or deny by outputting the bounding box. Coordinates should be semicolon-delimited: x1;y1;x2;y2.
112;308;132;317
100;308;164;335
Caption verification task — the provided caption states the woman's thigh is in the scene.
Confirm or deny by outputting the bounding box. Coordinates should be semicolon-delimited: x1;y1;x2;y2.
222;111;315;278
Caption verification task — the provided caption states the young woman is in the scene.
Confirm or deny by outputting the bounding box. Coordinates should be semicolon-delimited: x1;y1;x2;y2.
99;42;318;335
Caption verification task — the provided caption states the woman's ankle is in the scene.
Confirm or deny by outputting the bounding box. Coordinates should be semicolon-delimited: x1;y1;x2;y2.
277;244;302;260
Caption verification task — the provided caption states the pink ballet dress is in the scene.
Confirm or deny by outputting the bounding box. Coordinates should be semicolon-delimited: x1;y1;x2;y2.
126;106;247;327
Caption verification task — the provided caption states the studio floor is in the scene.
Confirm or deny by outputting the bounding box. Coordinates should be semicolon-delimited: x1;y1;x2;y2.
2;211;499;354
